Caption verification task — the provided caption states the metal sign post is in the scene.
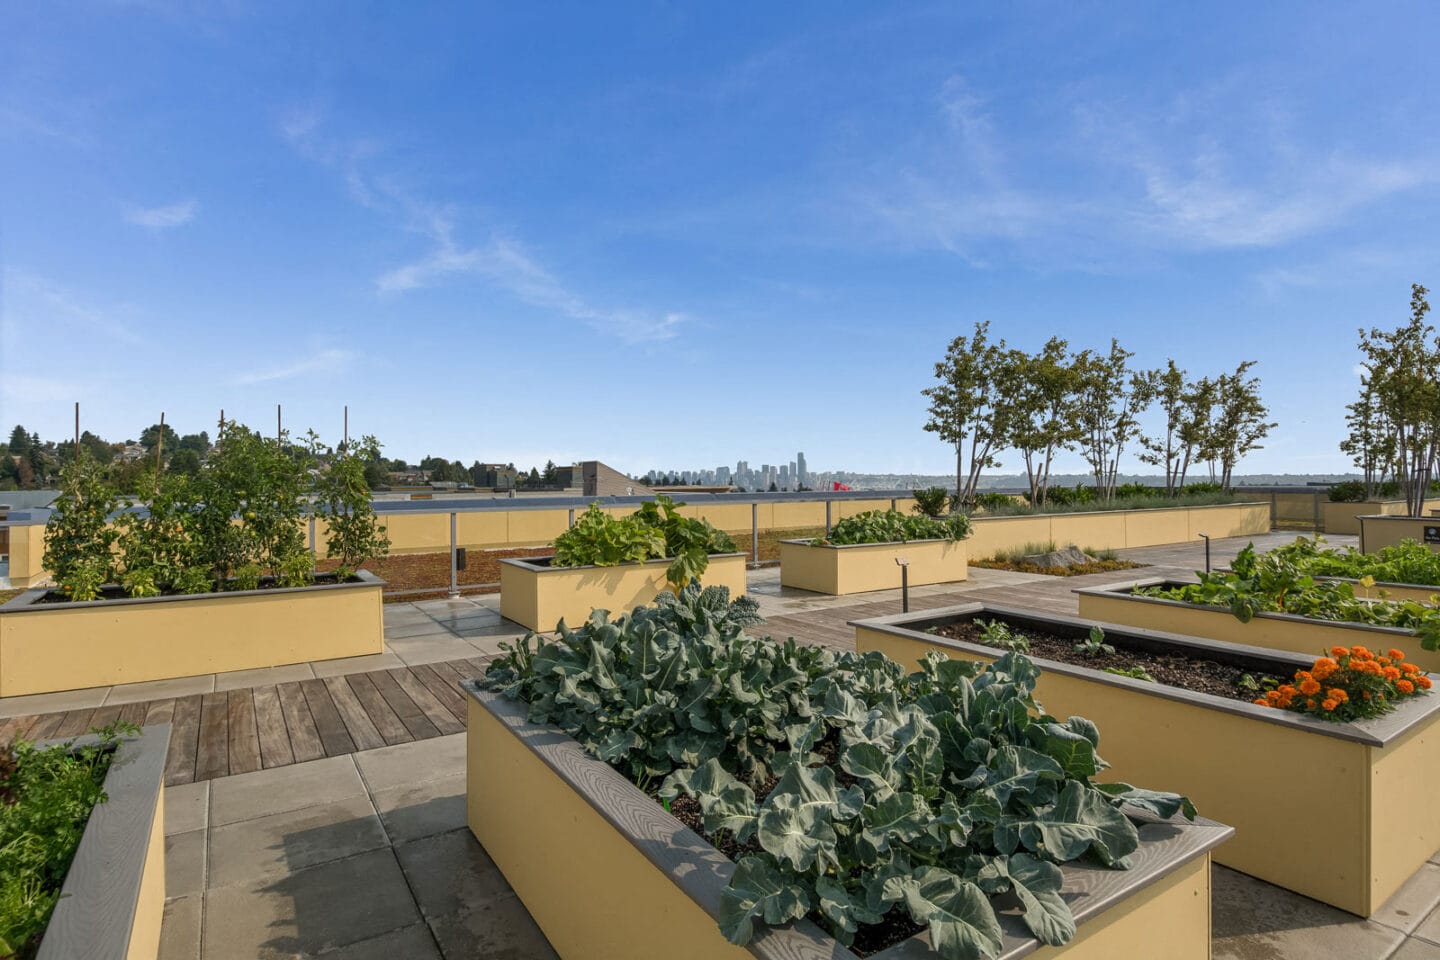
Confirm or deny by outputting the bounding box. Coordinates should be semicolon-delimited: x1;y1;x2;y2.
896;556;910;613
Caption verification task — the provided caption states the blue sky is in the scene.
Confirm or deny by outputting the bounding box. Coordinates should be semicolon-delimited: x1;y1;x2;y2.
2;2;1437;477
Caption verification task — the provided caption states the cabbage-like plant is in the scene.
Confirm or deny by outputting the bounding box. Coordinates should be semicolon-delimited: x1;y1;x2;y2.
551;495;735;589
816;509;971;547
482;585;1195;959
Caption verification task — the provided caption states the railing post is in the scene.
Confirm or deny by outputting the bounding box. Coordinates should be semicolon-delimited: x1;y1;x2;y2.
308;515;317;557
448;512;460;599
568;508;575;529
1313;492;1321;533
825;500;832;535
1270;492;1277;530
891;497;897;512
751;503;759;562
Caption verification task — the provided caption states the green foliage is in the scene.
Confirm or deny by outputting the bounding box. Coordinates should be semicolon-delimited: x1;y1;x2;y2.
481;586;1195;959
0;723;135;959
312;434;391;579
1073;627;1114;658
817;510;971;546
912;487;951;517
1102;666;1155;683
1265;536;1440;588
43;452;122;601
1138;544;1440;653
971;492;1018;513
971;489;1236;518
975;619;1030;653
551;495;736;589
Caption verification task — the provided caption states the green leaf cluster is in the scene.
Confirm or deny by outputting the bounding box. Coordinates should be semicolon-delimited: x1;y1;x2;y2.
816;510;971;547
481;586;1194;959
0;723;134;959
551;495;736;589
1266;536;1440;589
1139;544;1440;654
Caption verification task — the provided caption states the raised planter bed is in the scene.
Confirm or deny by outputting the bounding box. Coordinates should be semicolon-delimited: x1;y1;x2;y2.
1214;567;1440;605
498;554;747;631
34;723;170;960
463;681;1231;960
0;572;385;696
1323;498;1440;536
1074;577;1440;674
778;538;966;596
852;604;1440;915
1359;515;1440;555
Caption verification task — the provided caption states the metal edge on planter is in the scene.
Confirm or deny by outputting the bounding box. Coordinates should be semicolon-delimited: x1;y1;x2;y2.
34;723;171;960
851;602;1440;748
498;552;747;573
463;681;1232;960
0;569;386;613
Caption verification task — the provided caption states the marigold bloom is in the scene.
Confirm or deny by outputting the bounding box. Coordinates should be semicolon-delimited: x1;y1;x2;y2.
1389;649;1407;661
1254;698;1269;707
1278;684;1297;697
1384;666;1402;681
1402;663;1421;674
1420;676;1434;690
1306;698;1317;710
1299;678;1321;695
1352;646;1373;660
1331;646;1350;658
1327;688;1348;703
1397;680;1415;695
1321;699;1338;711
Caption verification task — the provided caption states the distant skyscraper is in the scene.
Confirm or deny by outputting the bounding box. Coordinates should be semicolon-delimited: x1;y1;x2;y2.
796;452;807;485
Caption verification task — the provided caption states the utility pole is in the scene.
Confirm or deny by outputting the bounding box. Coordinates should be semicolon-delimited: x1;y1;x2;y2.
156;412;165;471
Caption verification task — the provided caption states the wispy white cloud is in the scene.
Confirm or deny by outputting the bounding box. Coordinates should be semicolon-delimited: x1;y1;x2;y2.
232;348;351;385
123;199;199;228
1;268;142;344
0;374;91;405
281;106;686;344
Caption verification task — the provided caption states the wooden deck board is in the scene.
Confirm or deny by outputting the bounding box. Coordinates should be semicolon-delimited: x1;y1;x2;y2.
226;689;262;775
387;668;464;735
345;673;413;746
322;677;386;752
195;693;230;781
299;678;357;757
277;682;325;764
368;669;440;741
252;685;295;769
164;695;202;786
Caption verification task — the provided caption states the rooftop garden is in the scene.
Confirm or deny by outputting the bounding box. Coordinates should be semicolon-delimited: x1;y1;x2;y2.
550;494;735;588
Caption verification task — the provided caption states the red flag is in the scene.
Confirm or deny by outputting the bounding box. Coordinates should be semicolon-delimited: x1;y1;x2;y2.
832;481;851;491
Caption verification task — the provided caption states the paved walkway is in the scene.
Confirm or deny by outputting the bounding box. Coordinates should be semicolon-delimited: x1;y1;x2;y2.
20;530;1440;960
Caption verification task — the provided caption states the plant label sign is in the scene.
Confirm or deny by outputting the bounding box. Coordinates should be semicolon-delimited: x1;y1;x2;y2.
1424;525;1440;544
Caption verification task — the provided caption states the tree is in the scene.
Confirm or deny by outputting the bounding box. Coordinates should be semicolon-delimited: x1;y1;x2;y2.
542;459;558;485
7;425;30;455
1138;361;1189;496
922;322;1008;505
139;422;181;454
1339;379;1395;497
1208;361;1275;491
1355;284;1440;515
1006;338;1082;505
177;432;210;456
168;448;203;476
1074;340;1155;500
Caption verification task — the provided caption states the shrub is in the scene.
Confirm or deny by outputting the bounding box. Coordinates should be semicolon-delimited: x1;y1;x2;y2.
42;453;121;601
911;487;950;517
1254;646;1430;721
817;509;971;546
1327;481;1368;503
313;435;391;580
551;495;735;588
481;586;1196;958
972;491;1018;513
1112;483;1161;499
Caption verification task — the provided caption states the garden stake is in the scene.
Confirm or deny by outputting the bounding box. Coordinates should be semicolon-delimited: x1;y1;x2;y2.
1199;533;1211;573
896;556;910;612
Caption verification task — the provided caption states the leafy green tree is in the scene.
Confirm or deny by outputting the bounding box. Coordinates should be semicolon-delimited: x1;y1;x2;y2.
168;448;203;476
177;432;210;455
1074;340;1155;500
1355;284;1440;515
1006;338;1082;505
139;423;180;453
922;321;1008;505
7;425;30;455
43;452;122;600
1209;361;1275;491
314;435;391;578
542;459;558;485
1138;361;1203;496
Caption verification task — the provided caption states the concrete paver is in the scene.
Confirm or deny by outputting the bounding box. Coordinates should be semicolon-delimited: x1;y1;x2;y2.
206;794;388;888
209;754;365;826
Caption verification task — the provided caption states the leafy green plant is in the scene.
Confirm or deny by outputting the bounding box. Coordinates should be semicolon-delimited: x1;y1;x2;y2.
1073;627;1114;658
816;510;971;546
911;487;950;517
968;489;1235;518
976;618;1030;653
0;723;136;959
1103;666;1155;682
481;586;1195;959
1265;536;1440;588
1138;544;1440;651
552;495;736;589
312;434;391;579
43;452;121;601
231;563;262;592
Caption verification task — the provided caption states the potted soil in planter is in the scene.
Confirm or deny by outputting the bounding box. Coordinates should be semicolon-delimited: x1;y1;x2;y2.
465;585;1231;960
500;496;746;631
780;510;970;596
2;723;170;960
852;602;1440;916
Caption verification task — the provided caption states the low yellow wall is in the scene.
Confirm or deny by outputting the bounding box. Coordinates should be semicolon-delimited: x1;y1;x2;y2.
1359;515;1440;555
498;554;748;632
1076;589;1440;674
0;579;384;696
128;788;165;960
856;624;1440;915
967;502;1270;558
468;694;1216;959
6;522;48;588
778;539;967;595
1324;499;1440;536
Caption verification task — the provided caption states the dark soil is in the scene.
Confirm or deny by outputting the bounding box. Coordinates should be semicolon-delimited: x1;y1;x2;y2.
646;736;926;956
970;558;1147;577
934;620;1286;702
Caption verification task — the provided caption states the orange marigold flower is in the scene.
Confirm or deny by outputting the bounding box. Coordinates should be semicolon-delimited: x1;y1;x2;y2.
1278;684;1297;697
1383;666;1402;681
1321;699;1338;711
1352;646;1373;660
1397;680;1415;695
1265;690;1282;704
1389;648;1407;661
1299;678;1322;695
1363;691;1373;699
1277;697;1294;708
1419;676;1434;690
1306;698;1318;710
1402;663;1421;674
1254;698;1269;707
1331;646;1350;658
1327;688;1348;703
1377;657;1392;667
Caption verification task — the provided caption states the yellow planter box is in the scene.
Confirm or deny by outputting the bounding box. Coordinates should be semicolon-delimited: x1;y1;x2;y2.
464;682;1231;960
1324;499;1440;536
0;573;385;697
778;538;967;595
853;604;1440;915
1216;567;1440;606
38;724;170;960
1075;577;1440;674
1358;514;1440;555
498;553;748;632
967;501;1271;557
